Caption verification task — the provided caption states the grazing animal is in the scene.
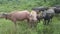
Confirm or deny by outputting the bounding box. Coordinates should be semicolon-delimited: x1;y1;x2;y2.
53;5;60;8
42;8;55;25
50;6;60;14
32;6;48;12
32;6;48;22
0;10;38;28
1;10;31;26
32;7;55;25
29;10;37;27
32;7;49;22
54;8;60;14
37;11;43;22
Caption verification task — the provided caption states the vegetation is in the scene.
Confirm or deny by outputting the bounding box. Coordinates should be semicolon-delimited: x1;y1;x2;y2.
0;0;60;34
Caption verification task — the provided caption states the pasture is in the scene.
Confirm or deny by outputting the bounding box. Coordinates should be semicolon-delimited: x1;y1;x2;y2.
0;0;60;34
0;16;60;34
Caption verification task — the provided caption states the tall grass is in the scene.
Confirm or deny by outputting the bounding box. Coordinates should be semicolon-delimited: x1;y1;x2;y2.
0;17;60;34
0;0;60;34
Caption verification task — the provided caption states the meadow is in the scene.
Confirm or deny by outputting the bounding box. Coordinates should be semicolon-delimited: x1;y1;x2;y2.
0;16;60;34
0;0;60;34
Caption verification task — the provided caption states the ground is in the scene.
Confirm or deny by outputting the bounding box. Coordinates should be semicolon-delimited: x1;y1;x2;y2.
0;17;60;34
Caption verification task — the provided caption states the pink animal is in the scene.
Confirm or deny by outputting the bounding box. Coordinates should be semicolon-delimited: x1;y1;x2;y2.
0;10;37;27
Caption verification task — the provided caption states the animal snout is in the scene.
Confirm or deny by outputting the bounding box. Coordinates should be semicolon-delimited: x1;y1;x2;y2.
35;19;37;21
32;19;37;22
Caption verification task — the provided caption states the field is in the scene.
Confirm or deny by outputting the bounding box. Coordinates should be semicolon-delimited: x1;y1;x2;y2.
0;16;60;34
0;0;60;34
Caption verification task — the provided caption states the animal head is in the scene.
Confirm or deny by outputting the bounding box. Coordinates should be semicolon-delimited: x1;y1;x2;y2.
2;13;9;19
29;10;37;22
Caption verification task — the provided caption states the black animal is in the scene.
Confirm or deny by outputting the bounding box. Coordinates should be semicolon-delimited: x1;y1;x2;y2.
32;6;48;12
42;8;55;25
43;13;54;25
32;7;55;25
52;5;60;14
54;8;60;14
53;5;60;8
32;7;49;22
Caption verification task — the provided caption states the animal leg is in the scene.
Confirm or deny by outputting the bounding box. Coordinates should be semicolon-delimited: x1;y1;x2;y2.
12;19;17;34
27;19;30;27
43;19;46;25
38;19;40;22
47;19;50;25
34;22;37;27
28;21;32;28
50;19;52;22
30;21;36;28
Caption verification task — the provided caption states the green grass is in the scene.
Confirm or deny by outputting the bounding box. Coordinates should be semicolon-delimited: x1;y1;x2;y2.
0;0;60;34
0;19;14;34
0;17;60;34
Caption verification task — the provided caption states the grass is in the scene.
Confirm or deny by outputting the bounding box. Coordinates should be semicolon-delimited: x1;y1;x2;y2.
0;0;60;34
0;17;60;34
